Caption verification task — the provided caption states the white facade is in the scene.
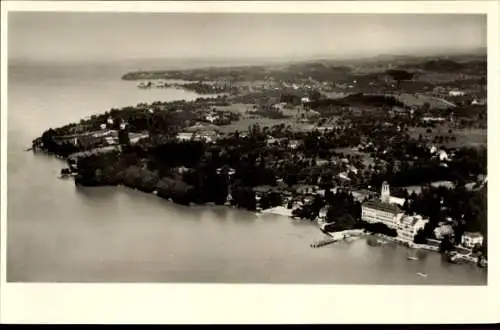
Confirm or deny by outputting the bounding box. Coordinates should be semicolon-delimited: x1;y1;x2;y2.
434;224;454;239
318;206;329;220
288;140;300;149
205;114;219;123
104;137;118;145
361;204;403;228
177;132;193;141
438;150;449;161
389;196;405;207
449;90;465;97
461;232;484;249
396;215;429;242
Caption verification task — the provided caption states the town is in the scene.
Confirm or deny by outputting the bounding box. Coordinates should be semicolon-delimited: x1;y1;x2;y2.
32;53;487;268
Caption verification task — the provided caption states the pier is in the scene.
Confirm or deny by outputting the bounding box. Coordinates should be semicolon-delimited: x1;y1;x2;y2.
310;237;339;248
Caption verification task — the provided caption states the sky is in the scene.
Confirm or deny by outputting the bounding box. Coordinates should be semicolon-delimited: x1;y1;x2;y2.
8;12;486;64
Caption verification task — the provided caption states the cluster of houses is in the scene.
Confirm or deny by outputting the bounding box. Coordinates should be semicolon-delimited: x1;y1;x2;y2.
176;124;222;143
67;118;148;149
360;181;484;250
360;182;427;242
198;108;239;125
431;86;486;106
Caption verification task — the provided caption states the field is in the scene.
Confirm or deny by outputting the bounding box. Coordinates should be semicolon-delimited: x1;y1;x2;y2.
394;93;456;110
217;117;315;134
408;124;486;148
334;147;375;168
212;103;256;114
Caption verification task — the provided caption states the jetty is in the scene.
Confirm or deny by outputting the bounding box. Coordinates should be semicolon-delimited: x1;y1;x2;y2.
447;251;479;264
310;237;339;248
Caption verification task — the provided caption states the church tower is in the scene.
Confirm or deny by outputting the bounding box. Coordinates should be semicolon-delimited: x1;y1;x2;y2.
381;181;390;203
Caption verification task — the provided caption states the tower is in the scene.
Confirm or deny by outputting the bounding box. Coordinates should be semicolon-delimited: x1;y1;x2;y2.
381;181;390;203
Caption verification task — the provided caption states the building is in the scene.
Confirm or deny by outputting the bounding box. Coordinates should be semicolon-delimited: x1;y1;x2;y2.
318;206;329;221
294;184;318;196
194;130;220;143
361;199;404;228
437;150;449;161
389;196;406;207
361;182;404;228
129;132;149;145
266;136;279;146
362;183;431;241
461;232;484;249
351;189;376;203
449;90;465;97
176;132;193;141
430;180;455;189
288;140;301;149
434;224;454;240
471;98;486;106
397;215;429;242
205;113;219;123
422;117;446;123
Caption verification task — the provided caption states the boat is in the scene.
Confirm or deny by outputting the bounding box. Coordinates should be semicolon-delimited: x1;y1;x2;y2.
59;168;76;179
416;272;428;278
407;251;419;261
138;81;152;89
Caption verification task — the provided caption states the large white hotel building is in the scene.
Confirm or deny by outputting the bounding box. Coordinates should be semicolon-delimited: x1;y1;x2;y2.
361;182;428;242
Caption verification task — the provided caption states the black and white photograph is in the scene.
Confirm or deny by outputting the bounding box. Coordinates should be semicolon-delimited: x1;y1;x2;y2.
1;0;499;324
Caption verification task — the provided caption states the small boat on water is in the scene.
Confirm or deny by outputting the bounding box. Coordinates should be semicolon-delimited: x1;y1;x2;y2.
407;251;419;261
138;81;152;89
59;168;76;179
416;272;428;278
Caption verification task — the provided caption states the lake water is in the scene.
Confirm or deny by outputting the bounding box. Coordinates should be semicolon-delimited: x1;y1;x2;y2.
6;61;487;284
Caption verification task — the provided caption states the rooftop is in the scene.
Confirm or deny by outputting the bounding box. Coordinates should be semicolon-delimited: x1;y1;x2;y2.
463;232;483;238
401;215;427;227
362;199;403;214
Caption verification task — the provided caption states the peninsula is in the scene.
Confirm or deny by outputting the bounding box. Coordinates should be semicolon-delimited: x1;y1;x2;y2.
32;54;488;265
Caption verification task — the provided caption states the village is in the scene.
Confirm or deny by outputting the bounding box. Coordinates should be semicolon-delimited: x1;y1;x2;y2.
32;55;487;269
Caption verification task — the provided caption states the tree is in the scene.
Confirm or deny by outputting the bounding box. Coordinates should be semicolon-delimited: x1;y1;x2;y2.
439;235;455;252
385;69;414;88
118;128;130;146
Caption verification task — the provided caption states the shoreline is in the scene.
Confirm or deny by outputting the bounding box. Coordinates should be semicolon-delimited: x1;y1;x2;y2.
30;55;487;273
40;147;486;271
